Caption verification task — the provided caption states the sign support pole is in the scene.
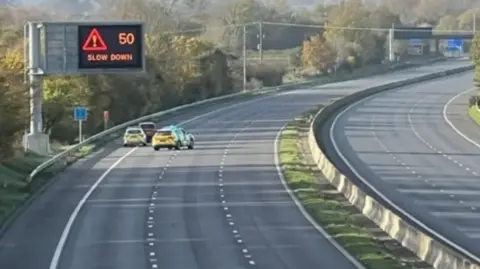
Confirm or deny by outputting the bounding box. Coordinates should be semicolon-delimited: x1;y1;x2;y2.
78;120;83;143
25;22;49;155
388;24;395;62
243;25;247;92
29;22;43;135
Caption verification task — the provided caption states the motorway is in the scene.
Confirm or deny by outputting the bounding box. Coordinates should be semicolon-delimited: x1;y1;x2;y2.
324;70;480;256
0;60;472;269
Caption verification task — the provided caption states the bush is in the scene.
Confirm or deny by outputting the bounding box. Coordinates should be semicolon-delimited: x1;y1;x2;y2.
248;63;286;87
469;95;480;107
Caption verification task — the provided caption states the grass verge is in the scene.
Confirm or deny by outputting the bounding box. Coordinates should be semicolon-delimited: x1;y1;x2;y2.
0;143;99;227
469;105;480;125
279;108;432;269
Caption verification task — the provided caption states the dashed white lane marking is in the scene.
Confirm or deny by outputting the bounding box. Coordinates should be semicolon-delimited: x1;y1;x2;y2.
218;122;257;266
371;115;477;211
147;153;179;269
407;99;478;174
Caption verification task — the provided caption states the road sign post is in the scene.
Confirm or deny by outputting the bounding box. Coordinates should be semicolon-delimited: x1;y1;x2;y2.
103;110;109;131
74;107;87;143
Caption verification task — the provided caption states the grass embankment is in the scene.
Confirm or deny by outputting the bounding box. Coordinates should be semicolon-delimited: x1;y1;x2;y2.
279;108;432;269
0;144;96;226
469;105;480;125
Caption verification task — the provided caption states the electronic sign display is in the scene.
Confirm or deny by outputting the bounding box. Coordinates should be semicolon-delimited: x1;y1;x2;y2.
78;24;144;70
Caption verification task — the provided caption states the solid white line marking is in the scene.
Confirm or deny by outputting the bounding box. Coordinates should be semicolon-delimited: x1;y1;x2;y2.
48;147;138;269
274;124;366;268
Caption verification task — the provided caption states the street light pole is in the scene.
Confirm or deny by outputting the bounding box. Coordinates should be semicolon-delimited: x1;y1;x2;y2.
258;21;263;60
243;25;247;92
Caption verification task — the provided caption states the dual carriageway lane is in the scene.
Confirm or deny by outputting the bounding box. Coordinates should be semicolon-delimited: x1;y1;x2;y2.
0;60;472;269
326;70;480;257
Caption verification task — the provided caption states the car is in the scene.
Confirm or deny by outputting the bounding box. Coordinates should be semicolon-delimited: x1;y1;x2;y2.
123;127;147;147
152;125;195;151
139;121;156;143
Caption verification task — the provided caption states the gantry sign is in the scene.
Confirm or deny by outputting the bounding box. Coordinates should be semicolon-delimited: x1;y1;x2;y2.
78;24;144;70
42;21;145;74
24;21;145;155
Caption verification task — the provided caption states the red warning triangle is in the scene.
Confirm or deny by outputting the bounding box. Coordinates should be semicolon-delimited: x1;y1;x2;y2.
82;28;108;51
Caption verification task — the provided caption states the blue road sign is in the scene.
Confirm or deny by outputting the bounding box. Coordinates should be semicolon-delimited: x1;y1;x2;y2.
409;39;422;45
74;107;87;121
447;39;463;51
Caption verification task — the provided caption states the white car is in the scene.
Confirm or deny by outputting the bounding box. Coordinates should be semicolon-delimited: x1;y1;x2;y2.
123;127;147;147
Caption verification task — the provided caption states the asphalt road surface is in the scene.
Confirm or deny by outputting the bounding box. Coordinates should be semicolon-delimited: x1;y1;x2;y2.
0;60;472;269
326;70;480;256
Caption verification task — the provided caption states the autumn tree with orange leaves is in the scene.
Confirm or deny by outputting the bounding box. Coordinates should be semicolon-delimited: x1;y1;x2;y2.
301;34;337;74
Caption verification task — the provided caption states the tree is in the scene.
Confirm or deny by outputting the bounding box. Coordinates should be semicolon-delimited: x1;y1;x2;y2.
0;42;27;159
435;15;459;31
413;0;449;22
457;9;477;31
42;77;91;142
368;4;400;30
324;0;376;65
472;33;480;90
301;34;336;74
